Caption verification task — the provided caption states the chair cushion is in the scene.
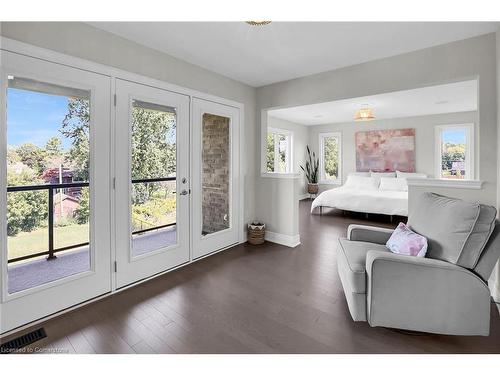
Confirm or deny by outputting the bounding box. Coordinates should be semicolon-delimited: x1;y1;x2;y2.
408;193;496;268
460;204;497;268
337;238;389;293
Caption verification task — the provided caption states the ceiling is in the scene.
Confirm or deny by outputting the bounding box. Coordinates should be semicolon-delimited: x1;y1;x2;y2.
267;80;477;125
89;22;498;87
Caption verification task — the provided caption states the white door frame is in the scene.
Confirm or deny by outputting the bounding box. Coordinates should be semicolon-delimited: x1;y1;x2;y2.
0;51;112;333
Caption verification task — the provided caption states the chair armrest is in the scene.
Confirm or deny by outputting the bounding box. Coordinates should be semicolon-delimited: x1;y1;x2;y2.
347;224;394;245
365;251;491;335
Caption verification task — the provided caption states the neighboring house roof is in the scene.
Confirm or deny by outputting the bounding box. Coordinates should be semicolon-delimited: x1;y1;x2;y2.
42;167;74;180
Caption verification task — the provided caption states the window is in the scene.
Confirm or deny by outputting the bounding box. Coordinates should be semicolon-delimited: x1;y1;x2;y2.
6;76;92;292
435;124;474;180
266;127;292;173
130;100;177;256
319;132;342;184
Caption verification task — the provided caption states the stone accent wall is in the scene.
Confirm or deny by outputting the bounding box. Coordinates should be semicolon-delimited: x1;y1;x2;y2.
202;114;230;234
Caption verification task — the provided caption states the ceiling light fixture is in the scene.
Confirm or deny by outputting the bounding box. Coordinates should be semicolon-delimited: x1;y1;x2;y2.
245;21;272;26
354;106;375;122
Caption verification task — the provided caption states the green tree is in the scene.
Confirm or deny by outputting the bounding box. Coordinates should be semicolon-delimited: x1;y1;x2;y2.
266;133;275;172
45;136;62;157
7;170;48;236
74;187;90;224
131;106;176;204
7;145;20;165
16;143;46;176
323;137;339;179
441;142;465;172
60;97;90;182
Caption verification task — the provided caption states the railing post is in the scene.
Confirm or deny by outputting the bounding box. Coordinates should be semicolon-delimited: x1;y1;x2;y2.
47;187;56;260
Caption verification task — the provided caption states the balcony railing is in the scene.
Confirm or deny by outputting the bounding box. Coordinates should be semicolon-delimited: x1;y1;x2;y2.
7;177;176;264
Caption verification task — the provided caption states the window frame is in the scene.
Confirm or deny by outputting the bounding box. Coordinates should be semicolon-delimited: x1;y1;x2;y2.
267;127;293;174
434;123;475;180
318;132;342;185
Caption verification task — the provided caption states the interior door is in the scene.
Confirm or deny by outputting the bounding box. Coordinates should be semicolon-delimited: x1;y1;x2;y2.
191;98;240;259
0;51;112;334
114;79;190;288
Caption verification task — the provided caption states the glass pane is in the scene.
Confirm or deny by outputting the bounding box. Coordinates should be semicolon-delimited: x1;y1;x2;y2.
266;133;275;172
323;136;339;181
440;128;467;179
202;113;230;235
131;100;177;256
277;134;287;173
6;77;91;293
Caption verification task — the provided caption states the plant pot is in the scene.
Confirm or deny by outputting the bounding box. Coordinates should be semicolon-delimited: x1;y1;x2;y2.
308;183;319;194
248;222;265;245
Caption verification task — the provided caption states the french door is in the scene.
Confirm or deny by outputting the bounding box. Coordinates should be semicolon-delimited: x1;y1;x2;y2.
0;53;241;334
191;98;240;259
114;80;190;288
0;52;112;333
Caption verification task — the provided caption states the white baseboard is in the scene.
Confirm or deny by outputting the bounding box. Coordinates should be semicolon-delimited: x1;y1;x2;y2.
265;231;301;248
298;194;309;200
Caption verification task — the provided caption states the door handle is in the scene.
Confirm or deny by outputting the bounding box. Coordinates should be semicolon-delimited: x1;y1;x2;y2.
180;189;189;195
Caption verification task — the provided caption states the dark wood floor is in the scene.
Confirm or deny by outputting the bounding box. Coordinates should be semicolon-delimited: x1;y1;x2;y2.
3;200;500;353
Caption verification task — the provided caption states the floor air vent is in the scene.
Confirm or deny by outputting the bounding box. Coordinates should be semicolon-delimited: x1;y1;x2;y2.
0;327;47;354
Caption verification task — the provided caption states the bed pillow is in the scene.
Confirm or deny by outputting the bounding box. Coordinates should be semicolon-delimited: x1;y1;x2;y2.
386;222;428;257
344;175;379;190
379;177;408;192
371;171;396;178
396;171;427;179
371;171;396;184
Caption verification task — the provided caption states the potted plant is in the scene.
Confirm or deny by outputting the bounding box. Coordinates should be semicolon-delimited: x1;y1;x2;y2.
300;146;320;194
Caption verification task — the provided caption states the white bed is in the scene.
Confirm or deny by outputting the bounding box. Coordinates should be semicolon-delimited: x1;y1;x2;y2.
310;172;421;217
311;186;408;216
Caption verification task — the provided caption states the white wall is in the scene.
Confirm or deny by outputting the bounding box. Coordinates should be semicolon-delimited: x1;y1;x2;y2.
256;33;498;242
267;116;309;196
493;28;500;304
0;21;258;232
308;111;478;193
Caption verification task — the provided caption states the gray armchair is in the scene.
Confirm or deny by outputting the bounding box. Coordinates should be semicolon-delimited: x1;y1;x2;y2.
337;193;500;336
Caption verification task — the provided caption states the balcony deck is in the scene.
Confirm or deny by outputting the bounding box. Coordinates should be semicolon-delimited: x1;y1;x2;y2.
8;226;177;294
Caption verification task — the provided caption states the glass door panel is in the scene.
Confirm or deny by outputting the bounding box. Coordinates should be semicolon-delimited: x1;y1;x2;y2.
114;79;189;289
131;100;177;256
202;113;230;235
1;51;111;334
192;99;240;259
6;78;91;293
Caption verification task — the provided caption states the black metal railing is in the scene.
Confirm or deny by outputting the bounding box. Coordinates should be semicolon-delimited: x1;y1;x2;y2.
7;177;176;264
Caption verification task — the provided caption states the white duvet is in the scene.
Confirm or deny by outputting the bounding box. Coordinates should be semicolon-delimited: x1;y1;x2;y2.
311;186;408;216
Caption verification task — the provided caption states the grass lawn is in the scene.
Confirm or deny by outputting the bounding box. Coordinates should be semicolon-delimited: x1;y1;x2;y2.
8;223;89;260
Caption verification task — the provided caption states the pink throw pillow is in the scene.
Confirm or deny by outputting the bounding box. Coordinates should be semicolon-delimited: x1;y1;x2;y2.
386;222;428;257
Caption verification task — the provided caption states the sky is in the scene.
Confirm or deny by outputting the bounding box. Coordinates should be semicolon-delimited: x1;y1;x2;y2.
442;128;466;144
7;88;72;149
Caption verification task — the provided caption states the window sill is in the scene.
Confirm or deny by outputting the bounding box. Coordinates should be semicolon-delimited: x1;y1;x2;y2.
406;178;483;190
261;172;301;179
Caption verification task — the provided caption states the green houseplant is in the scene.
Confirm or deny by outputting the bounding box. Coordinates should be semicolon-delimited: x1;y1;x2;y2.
300;146;320;194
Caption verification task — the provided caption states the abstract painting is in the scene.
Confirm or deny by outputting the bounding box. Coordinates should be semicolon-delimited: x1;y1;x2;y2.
355;128;415;172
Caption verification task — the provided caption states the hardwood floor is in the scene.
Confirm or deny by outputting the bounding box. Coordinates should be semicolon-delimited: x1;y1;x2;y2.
3;199;500;353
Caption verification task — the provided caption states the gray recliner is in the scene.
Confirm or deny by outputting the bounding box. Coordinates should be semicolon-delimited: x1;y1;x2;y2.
337;192;500;336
